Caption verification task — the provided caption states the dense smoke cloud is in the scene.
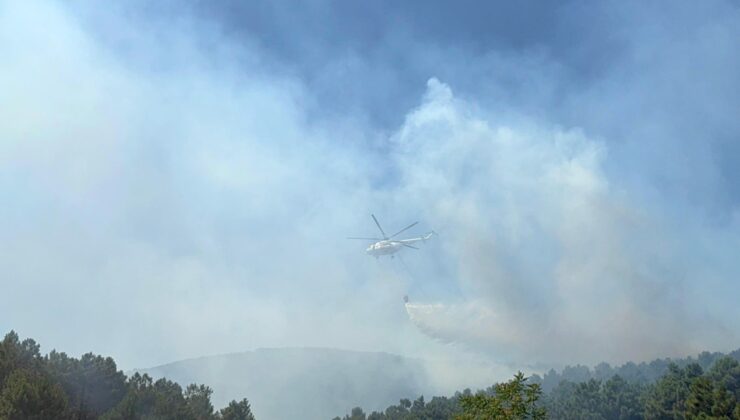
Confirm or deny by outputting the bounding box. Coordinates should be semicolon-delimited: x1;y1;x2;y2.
396;80;736;365
0;0;403;368
1;0;739;381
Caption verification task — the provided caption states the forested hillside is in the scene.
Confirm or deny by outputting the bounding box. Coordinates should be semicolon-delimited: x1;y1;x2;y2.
4;329;740;420
0;331;255;419
136;347;432;420
334;349;740;419
533;348;740;392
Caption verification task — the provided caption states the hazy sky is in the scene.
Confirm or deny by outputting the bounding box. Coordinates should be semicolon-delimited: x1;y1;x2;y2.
2;0;739;375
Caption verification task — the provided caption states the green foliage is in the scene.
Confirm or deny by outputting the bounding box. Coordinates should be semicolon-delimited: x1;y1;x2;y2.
46;350;128;419
342;406;367;420
456;372;546;420
534;351;740;393
218;398;256;420
0;331;44;387
102;373;200;420
682;357;740;419
356;394;460;419
337;352;740;420
643;363;703;418
6;328;740;420
185;383;215;420
0;369;70;420
545;375;644;419
0;331;257;420
544;358;740;420
601;375;643;419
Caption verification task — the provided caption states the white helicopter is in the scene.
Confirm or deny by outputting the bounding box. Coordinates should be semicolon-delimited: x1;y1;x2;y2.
348;214;435;258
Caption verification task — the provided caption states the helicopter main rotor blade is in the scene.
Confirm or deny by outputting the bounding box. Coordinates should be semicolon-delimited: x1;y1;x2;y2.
371;214;388;239
390;221;419;238
401;243;419;249
347;237;382;240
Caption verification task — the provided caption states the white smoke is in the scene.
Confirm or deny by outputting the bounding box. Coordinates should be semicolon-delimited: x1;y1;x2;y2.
396;79;735;365
2;0;739;377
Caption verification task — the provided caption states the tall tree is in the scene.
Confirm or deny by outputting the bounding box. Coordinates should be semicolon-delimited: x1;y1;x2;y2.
185;383;215;420
46;351;128;419
219;398;256;420
457;372;546;420
643;363;702;419
0;369;69;420
1;331;44;387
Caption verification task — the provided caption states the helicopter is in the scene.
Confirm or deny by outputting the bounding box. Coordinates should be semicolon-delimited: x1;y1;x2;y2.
348;214;435;258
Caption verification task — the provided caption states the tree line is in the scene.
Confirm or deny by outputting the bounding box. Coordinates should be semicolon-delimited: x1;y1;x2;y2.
533;348;740;393
335;348;740;419
4;329;740;419
0;331;255;420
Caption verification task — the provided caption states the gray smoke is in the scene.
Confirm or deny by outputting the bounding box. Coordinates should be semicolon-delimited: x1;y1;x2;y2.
395;80;737;365
2;0;739;383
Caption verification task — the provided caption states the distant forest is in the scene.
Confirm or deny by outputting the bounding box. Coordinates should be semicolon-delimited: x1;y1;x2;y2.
3;330;740;419
335;348;740;420
0;331;255;419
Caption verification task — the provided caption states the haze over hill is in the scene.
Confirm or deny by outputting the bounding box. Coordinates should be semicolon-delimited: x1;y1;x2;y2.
134;347;501;420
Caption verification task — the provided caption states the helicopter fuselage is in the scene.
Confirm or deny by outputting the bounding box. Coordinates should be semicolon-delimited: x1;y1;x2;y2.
366;240;403;257
349;214;435;258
